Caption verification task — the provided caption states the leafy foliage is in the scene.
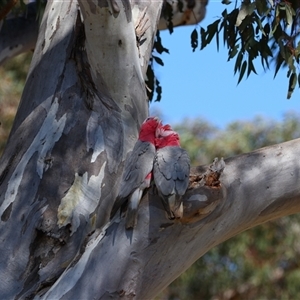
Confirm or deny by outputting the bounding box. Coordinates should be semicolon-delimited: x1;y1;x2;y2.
146;31;169;102
194;0;300;98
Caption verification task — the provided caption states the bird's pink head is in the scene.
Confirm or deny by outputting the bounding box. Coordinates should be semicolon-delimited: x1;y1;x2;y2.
139;117;160;143
155;124;181;148
155;123;175;138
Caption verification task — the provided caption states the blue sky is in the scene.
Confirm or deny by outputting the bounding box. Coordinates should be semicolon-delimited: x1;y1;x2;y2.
150;2;300;129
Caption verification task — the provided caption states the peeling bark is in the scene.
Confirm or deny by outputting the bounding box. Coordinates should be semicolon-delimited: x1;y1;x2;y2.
0;0;164;298
0;0;208;64
34;139;300;299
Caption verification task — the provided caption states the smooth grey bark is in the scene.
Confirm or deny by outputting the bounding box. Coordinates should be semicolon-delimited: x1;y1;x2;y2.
36;139;300;299
0;0;161;298
0;0;208;65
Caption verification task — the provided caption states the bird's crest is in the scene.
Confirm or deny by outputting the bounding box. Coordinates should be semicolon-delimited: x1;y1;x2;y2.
139;117;160;143
156;124;181;148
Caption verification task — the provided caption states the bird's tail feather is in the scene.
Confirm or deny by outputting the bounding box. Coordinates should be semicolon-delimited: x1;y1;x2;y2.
125;188;143;229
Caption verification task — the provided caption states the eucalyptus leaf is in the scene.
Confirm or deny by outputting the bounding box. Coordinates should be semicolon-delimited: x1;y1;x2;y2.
191;29;198;52
222;0;232;5
152;55;164;66
287;72;297;99
238;60;247;84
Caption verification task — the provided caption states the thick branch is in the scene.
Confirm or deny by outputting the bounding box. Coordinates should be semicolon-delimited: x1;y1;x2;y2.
158;0;208;30
0;0;209;64
37;138;300;299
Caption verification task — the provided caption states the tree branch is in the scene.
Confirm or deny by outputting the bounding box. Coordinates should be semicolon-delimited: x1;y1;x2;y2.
158;0;208;30
37;138;300;299
0;0;209;65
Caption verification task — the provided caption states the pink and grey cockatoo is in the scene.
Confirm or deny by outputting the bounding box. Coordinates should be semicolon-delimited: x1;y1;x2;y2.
153;124;190;219
110;117;160;229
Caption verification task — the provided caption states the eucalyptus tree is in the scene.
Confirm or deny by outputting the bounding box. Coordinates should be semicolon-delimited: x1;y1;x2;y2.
0;1;300;299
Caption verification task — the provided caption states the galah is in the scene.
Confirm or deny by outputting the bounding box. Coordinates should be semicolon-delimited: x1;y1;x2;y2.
154;124;190;219
110;117;160;229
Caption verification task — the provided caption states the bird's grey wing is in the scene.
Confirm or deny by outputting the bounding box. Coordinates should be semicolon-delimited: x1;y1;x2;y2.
174;148;190;195
154;147;190;218
153;148;177;218
110;141;155;218
153;147;176;196
118;140;155;197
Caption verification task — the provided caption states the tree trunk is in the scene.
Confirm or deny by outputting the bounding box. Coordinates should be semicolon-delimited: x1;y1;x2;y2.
0;0;161;298
1;1;300;299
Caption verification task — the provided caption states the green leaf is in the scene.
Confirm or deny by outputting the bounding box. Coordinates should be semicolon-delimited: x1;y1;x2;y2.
263;42;273;57
191;29;198;52
206;20;220;45
237;60;247;84
234;51;243;74
228;44;239;60
223;20;228;47
263;23;270;35
247;57;257;77
287;72;297;99
254;14;266;35
287;54;295;73
271;6;280;34
259;39;272;70
222;0;232;4
153;31;169;54
255;0;268;16
155;79;162;102
285;3;295;25
145;63;154;101
278;39;286;60
222;8;228;18
274;55;284;78
200;27;206;50
152;55;164;66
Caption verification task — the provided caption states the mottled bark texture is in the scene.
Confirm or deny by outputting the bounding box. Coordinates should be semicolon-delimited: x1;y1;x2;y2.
1;0;300;299
0;0;208;65
0;0;160;298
